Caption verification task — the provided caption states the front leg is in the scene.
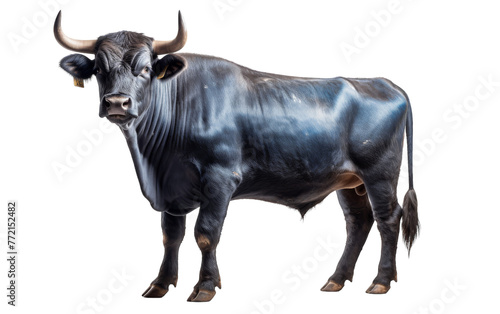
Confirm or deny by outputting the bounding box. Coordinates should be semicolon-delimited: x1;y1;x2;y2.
187;172;237;302
143;212;186;298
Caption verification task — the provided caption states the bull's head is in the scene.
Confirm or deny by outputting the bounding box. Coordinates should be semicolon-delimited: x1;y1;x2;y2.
54;11;187;128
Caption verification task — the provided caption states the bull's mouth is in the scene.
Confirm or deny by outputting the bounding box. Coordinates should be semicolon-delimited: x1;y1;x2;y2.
106;114;135;127
108;114;127;120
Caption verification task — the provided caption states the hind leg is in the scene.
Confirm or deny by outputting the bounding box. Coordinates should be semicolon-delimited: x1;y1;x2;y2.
321;187;374;292
364;178;402;294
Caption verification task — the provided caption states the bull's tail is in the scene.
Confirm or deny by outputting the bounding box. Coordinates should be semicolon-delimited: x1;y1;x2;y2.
402;100;419;254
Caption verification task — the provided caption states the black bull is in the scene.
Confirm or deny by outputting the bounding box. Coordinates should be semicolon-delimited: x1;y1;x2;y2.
54;11;419;301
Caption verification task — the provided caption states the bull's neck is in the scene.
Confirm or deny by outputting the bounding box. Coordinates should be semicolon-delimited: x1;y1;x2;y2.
121;77;183;164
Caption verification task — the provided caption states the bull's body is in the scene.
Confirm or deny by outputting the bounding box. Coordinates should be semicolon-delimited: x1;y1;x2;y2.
55;11;419;302
131;53;407;217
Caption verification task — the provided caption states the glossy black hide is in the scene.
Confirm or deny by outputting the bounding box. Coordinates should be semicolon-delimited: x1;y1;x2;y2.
58;31;419;301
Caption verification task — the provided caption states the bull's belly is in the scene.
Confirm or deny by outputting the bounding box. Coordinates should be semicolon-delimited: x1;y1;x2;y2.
232;172;363;210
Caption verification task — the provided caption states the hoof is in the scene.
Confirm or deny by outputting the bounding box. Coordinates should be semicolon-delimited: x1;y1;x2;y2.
365;283;390;294
320;280;344;292
142;284;168;298
187;289;216;302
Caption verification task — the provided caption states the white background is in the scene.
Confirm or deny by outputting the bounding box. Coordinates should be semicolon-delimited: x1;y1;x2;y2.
1;0;499;313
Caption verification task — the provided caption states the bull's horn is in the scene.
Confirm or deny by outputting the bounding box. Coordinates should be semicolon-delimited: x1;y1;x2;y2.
54;11;96;54
152;11;187;55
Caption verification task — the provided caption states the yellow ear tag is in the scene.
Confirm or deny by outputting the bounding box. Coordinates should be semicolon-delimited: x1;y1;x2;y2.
73;77;84;88
157;65;168;79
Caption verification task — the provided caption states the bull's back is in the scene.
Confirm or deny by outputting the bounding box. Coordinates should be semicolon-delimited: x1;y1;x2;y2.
239;72;408;168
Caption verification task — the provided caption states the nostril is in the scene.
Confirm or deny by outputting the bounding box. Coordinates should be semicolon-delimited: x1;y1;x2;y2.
104;100;111;108
122;98;131;109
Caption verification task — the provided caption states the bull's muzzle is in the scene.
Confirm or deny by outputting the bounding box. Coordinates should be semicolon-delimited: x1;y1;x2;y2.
105;95;131;116
100;94;138;123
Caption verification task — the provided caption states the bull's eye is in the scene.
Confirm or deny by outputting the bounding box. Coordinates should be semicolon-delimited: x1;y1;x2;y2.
141;67;150;75
95;67;101;75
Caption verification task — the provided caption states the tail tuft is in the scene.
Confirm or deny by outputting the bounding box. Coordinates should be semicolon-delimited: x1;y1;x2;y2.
401;95;419;255
402;188;419;254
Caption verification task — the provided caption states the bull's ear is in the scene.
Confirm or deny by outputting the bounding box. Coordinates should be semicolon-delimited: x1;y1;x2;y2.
60;54;95;80
153;54;187;80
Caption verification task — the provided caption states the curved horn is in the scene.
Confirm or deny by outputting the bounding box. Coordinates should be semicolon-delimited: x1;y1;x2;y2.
54;11;96;53
152;11;187;55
